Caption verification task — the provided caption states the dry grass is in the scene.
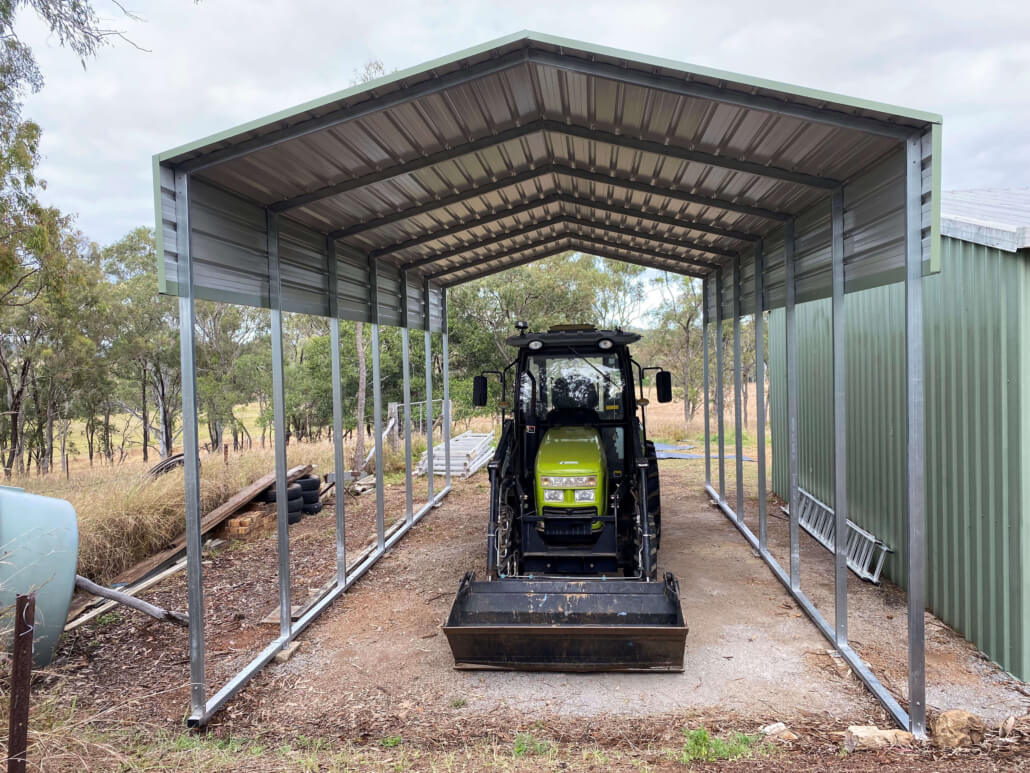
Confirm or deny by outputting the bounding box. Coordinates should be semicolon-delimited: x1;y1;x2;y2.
7;432;430;585
9;392;755;584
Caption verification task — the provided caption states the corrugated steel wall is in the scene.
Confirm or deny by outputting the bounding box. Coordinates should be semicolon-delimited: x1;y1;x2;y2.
157;169;443;331
769;236;1029;679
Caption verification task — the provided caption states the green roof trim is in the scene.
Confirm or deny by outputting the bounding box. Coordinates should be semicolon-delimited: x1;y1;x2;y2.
522;31;943;125
155;30;941;165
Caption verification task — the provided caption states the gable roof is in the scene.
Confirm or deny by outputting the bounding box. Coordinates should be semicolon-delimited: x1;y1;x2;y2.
155;31;941;327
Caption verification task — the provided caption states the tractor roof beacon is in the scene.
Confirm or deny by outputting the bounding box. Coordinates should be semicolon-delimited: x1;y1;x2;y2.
443;323;688;671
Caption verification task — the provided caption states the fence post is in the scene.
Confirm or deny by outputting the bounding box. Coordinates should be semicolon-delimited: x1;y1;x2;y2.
387;402;400;451
7;593;35;773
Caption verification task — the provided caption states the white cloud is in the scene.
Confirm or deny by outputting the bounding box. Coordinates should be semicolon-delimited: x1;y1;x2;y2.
17;0;1030;245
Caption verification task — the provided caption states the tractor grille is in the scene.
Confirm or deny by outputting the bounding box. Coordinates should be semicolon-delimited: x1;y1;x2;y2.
541;506;598;518
540;507;599;538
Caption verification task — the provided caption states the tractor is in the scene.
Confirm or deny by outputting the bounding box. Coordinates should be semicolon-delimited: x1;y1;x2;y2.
443;323;688;671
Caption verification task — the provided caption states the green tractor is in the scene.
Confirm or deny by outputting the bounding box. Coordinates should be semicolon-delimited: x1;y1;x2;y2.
443;323;688;671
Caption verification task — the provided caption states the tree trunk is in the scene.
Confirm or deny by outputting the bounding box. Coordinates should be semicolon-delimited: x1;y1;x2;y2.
353;322;367;470
103;403;113;463
742;370;750;431
682;362;691;426
141;369;149;463
46;394;55;473
86;415;95;466
3;359;31;478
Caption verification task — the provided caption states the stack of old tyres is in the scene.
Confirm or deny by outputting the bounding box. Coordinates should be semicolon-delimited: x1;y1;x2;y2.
297;474;322;514
255;482;304;524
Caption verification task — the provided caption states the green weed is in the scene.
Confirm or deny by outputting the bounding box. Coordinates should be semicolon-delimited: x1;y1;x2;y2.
513;732;550;757
678;727;767;763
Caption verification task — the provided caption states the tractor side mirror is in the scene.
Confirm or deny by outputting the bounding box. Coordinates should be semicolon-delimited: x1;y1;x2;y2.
655;370;673;403
472;375;488;407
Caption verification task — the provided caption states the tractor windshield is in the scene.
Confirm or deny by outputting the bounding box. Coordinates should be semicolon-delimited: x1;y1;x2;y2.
519;353;626;422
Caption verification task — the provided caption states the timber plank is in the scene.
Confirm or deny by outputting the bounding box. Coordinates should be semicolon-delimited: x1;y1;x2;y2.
66;463;312;622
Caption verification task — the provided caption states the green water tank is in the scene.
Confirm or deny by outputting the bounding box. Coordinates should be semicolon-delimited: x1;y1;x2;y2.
0;486;78;666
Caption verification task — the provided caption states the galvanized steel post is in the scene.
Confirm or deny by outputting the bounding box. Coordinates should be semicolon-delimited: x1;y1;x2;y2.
831;188;849;645
702;276;711;486
328;237;347;585
905;133;927;738
442;288;451;489
784;220;801;591
175;170;206;719
401;272;414;525
267;210;291;640
424;279;434;502
715;267;726;502
369;256;385;549
733;254;744;521
754;243;767;550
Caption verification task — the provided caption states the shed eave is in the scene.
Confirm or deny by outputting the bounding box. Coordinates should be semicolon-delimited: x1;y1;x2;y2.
155;29;940;168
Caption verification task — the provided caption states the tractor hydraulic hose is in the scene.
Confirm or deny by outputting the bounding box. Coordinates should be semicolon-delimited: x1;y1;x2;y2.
486;463;499;579
637;462;654;581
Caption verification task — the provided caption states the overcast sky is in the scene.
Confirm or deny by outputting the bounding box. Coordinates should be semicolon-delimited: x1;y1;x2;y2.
17;0;1030;247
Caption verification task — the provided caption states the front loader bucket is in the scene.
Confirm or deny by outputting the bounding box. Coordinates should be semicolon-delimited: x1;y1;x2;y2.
443;572;687;671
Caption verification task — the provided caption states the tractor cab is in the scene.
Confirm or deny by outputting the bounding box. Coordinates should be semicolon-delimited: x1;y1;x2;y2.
444;322;687;672
506;327;644;575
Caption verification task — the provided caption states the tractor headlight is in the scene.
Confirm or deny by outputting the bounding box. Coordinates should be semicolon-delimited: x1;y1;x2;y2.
540;475;597;488
543;489;564;503
574;489;596;503
598;338;613;350
528;339;544;350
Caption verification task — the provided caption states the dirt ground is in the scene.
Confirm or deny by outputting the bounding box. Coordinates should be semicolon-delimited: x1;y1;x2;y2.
38;458;1030;769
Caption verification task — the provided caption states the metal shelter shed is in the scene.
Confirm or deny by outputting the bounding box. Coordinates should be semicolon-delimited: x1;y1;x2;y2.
154;31;942;732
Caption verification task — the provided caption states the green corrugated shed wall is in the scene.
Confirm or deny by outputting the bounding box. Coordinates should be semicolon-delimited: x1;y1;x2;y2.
769;235;1030;680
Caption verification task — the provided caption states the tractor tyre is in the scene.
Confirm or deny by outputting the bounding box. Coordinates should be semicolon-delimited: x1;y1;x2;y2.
632;508;659;581
645;440;661;549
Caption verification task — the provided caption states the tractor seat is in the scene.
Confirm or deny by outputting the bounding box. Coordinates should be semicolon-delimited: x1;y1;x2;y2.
546;377;599;424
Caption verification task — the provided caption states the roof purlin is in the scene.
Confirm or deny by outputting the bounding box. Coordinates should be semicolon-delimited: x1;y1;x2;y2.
377;194;755;262
403;214;732;273
272;119;840;216
331;163;790;242
436;235;708;286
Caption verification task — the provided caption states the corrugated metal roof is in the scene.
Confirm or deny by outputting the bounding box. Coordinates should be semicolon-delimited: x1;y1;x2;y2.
154;31;942;327
941;188;1030;252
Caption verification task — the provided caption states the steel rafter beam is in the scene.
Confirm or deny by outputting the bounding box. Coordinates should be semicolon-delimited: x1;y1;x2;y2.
443;239;703;287
417;218;571;271
527;51;914;141
561;214;737;258
274;118;837;217
542;230;721;273
381;192;755;264
176;49;531;173
399;208;735;270
412;215;723;273
333;163;789;241
438;237;574;285
442;236;708;288
428;227;715;282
